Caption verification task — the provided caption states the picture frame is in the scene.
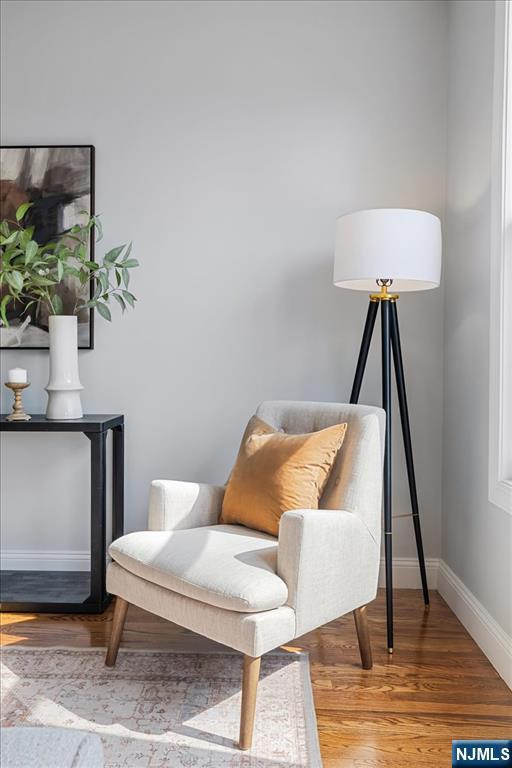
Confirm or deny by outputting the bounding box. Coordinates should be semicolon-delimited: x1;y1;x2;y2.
0;144;95;349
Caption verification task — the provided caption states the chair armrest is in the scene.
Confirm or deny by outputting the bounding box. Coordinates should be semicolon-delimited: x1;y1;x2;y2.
148;480;225;531
278;509;379;637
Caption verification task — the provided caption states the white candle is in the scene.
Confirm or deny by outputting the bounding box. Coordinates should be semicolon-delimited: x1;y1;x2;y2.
7;368;27;384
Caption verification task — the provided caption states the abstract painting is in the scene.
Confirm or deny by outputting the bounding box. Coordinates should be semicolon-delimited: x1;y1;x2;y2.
0;145;95;348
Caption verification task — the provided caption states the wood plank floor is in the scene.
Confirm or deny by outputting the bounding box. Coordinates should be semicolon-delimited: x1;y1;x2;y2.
1;589;511;767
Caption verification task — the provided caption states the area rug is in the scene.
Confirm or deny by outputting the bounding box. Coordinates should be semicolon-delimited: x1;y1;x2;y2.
1;647;322;767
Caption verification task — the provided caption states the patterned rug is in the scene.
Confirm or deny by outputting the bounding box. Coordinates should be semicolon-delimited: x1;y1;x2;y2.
1;647;322;767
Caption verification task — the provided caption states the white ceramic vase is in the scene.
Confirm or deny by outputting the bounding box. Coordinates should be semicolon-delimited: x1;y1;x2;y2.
45;315;84;420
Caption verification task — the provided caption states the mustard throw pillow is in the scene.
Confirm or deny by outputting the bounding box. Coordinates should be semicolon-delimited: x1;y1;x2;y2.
220;415;347;537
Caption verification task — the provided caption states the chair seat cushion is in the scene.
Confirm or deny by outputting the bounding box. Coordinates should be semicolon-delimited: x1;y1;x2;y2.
109;525;288;613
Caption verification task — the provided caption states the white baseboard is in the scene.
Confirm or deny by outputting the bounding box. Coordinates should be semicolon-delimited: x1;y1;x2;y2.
0;550;90;572
2;550;509;688
374;556;511;690
437;560;512;690
378;556;439;589
6;551;437;583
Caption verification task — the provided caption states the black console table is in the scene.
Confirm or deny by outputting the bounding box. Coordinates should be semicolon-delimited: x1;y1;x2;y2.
0;415;124;614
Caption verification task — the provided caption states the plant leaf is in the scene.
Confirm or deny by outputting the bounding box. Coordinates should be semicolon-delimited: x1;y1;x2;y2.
25;240;39;264
6;270;24;292
23;300;37;315
63;265;80;279
121;258;139;268
74;243;86;262
0;231;18;246
15;202;33;222
112;292;126;312
96;301;112;321
57;260;64;281
98;271;109;293
51;293;63;315
121;290;136;307
93;217;103;241
122;268;130;288
32;276;58;286
104;245;125;264
79;299;96;310
0;294;11;326
3;246;23;262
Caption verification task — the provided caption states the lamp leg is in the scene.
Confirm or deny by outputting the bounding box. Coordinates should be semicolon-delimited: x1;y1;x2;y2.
350;299;379;403
389;301;430;607
381;300;394;654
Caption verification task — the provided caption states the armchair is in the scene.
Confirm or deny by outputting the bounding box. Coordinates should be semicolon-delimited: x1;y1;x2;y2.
106;401;384;749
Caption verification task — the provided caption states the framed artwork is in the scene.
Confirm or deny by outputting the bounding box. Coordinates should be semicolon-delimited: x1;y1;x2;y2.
0;145;95;349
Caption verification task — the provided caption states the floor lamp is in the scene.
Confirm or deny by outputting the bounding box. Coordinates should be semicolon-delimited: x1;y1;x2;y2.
333;208;442;652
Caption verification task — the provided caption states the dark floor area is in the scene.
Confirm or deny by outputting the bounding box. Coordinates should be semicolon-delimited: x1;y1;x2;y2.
0;571;90;603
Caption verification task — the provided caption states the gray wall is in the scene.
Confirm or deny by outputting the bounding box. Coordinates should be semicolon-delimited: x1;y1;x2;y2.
0;1;447;562
443;0;512;635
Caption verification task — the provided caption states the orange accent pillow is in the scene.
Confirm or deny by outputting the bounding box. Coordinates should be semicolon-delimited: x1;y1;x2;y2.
220;416;347;537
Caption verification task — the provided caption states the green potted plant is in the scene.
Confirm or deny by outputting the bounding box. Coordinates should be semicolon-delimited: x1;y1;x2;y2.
0;203;138;419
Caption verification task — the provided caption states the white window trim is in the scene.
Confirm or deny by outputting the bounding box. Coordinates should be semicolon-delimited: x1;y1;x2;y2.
489;0;512;514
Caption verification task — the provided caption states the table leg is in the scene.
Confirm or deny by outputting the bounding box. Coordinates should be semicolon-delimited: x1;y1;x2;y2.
112;423;124;540
89;430;107;606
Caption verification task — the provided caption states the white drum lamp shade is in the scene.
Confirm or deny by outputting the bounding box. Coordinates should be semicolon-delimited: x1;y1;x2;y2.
334;208;442;292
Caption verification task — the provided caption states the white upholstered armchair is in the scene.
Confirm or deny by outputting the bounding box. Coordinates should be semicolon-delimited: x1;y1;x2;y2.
106;401;384;749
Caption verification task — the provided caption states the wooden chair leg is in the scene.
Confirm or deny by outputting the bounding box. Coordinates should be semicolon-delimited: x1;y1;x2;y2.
105;596;129;667
238;654;261;750
353;605;373;670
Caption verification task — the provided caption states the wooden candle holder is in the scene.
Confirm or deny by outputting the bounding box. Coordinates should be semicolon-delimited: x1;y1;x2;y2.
5;381;31;421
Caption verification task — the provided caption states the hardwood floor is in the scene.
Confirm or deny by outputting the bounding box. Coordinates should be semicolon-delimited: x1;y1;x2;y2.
1;589;511;767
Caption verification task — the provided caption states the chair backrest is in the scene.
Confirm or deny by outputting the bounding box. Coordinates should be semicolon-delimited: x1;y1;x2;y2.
256;400;385;544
